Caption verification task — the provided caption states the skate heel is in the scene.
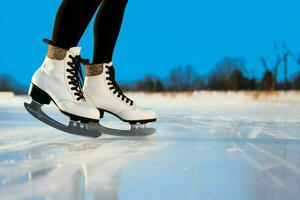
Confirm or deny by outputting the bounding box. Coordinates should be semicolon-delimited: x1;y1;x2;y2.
28;83;51;105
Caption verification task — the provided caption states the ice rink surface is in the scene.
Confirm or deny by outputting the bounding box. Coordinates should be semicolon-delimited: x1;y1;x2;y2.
0;92;299;200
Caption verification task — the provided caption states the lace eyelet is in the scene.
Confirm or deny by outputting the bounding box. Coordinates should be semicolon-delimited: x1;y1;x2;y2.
65;55;86;101
105;65;134;105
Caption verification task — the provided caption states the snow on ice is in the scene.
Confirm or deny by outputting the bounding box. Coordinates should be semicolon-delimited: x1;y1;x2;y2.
0;91;299;200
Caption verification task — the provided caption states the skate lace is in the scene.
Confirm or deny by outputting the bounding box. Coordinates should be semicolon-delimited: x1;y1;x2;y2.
66;55;89;101
105;65;134;106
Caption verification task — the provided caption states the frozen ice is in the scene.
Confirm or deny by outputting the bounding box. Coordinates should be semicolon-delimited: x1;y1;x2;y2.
0;91;300;200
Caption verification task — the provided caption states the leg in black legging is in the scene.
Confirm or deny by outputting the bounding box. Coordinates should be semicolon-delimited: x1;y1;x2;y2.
52;0;127;60
52;0;102;49
93;0;128;64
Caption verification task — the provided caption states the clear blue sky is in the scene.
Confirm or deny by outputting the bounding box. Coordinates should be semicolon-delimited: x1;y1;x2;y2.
1;0;300;86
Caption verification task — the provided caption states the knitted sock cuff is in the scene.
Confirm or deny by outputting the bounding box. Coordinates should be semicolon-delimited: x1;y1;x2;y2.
47;44;67;60
85;64;104;76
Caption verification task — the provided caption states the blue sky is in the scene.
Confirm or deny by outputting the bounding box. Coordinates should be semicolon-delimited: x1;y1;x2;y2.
1;0;300;86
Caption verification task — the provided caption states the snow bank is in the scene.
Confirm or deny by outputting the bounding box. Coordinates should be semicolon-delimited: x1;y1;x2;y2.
0;91;299;109
0;92;15;100
126;91;300;109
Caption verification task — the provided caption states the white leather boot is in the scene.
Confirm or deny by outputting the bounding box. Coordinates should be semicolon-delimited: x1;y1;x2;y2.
83;62;156;124
28;39;99;122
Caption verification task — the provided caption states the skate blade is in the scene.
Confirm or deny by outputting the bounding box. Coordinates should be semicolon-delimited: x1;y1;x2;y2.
24;100;155;138
24;100;102;138
91;123;156;137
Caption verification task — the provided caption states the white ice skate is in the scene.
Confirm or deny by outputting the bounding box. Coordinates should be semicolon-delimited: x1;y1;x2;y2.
24;39;103;137
83;62;156;129
25;40;155;137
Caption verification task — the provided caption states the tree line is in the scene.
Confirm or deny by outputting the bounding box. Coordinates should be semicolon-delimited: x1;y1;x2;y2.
0;75;26;94
120;47;300;92
1;43;300;94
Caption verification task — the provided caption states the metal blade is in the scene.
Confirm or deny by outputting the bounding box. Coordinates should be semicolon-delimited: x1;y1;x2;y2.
24;100;102;138
24;100;156;138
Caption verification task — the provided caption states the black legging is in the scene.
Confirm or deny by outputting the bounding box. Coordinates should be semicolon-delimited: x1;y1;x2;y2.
52;0;128;64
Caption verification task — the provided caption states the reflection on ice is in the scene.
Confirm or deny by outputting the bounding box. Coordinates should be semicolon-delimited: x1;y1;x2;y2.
0;138;160;199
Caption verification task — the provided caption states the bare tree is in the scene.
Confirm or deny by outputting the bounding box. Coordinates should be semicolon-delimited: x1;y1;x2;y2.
208;57;247;90
259;45;282;90
280;42;300;90
282;42;293;90
168;65;198;91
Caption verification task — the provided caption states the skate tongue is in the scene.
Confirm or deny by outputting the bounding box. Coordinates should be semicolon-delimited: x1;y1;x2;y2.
69;47;82;56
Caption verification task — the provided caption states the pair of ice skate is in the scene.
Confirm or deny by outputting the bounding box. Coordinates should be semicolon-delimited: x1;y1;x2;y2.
24;40;156;137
